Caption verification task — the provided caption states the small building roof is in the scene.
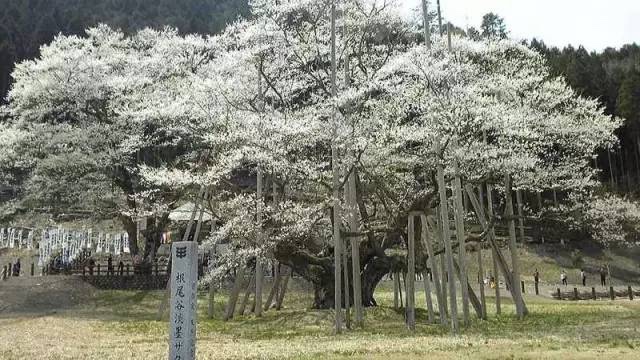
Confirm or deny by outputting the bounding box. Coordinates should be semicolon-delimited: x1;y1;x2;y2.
168;202;215;222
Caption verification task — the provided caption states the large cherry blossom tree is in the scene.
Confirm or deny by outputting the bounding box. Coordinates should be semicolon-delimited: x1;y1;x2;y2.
3;0;621;308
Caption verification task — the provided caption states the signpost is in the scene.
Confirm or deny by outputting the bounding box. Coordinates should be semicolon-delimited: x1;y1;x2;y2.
169;241;198;360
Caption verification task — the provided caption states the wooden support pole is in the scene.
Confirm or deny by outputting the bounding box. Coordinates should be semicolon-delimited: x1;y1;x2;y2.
406;215;416;330
477;246;487;319
398;273;404;309
505;175;526;318
421;0;432;49
393;272;399;310
452;162;470;326
557;288;561;300
436;145;459;334
255;166;264;317
629;286;634;301
592;287;596;300
516;189;526;244
422;216;447;325
348;169;363;327
573;287;579;301
208;283;215;319
264;263;281;311
341;169;351;328
275;266;290;310
436;0;443;35
486;184;501;314
223;265;246;321
452;258;484;319
239;271;256;316
535;280;539;295
423;268;435;323
465;184;529;315
440;253;449;315
330;0;342;334
342;231;351;329
609;286;615;300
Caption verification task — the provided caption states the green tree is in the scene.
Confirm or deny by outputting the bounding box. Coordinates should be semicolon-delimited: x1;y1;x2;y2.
617;69;640;133
481;12;507;39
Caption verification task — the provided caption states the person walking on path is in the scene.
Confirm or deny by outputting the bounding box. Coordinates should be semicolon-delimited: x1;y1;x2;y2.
12;259;21;276
107;255;114;276
534;269;540;284
600;266;607;287
560;270;567;286
580;269;587;286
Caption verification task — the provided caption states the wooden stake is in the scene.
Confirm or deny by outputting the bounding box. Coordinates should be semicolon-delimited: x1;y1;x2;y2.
505;175;526;318
341;168;351;329
393;272;399;310
330;0;343;333
436;0;443;36
515;189;526;244
275;266;290;310
342;228;351;329
255;166;264;317
264;263;281;311
423;267;435;323
208;283;215;319
452;160;470;326
239;271;256;316
477;245;487;319
486;183;501;314
223;265;246;321
436;150;459;334
421;0;432;49
406;215;416;330
465;184;529;315
348;170;363;326
421;215;447;325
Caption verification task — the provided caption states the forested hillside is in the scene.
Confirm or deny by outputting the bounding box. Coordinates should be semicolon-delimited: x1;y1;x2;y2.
0;0;250;102
530;40;640;193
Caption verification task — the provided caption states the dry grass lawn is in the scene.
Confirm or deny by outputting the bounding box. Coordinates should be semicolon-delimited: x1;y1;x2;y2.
0;279;639;359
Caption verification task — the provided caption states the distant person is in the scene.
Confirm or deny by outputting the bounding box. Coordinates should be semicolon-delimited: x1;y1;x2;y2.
580;269;586;286
107;255;114;276
560;270;567;286
600;266;607;287
490;275;496;289
118;260;124;276
534;269;540;284
88;257;95;276
13;259;21;276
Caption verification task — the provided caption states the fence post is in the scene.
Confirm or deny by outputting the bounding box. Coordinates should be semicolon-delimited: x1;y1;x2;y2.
2;265;6;280
521;280;525;294
535;281;539;295
83;266;86;277
126;264;130;276
629;286;633;301
8;263;12;276
592;287;596;300
556;288;561;300
155;259;159;276
97;264;101;276
573;287;579;300
609;286;615;300
31;263;35;276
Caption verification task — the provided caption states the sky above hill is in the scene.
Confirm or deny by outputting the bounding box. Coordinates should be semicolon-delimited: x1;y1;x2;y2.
399;0;640;51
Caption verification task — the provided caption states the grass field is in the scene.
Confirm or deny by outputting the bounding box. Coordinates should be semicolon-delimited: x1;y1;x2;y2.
0;278;639;360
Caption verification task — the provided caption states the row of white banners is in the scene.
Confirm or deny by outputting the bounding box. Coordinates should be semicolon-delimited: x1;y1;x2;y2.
0;227;130;267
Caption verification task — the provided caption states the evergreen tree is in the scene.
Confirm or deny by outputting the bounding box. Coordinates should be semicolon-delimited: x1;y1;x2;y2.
480;12;507;39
